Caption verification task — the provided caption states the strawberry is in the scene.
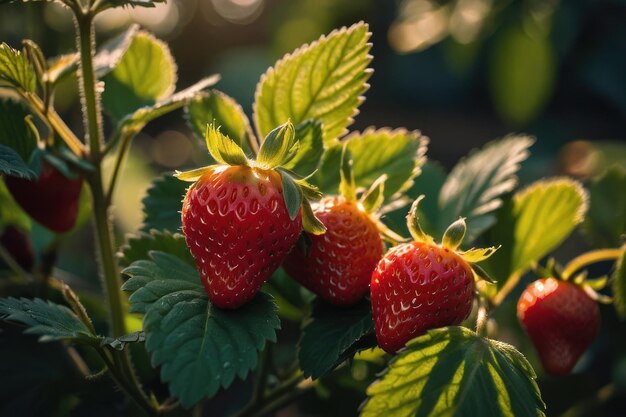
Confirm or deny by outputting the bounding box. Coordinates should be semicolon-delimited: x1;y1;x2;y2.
178;121;325;309
370;196;497;353
517;277;599;375
5;160;83;233
283;146;391;306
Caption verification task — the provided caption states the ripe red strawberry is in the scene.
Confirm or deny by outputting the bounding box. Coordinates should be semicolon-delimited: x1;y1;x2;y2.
517;277;599;375
371;196;497;353
283;196;383;306
182;165;302;308
5;160;83;233
178;121;325;309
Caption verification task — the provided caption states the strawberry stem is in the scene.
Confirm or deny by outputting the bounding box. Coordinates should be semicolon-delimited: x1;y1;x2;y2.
562;248;623;280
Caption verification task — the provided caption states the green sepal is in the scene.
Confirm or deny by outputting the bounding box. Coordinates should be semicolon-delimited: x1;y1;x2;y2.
360;174;387;214
459;246;500;263
442;217;466;250
279;169;303;220
302;199;326;235
584;275;609;291
471;263;497;284
374;218;409;245
256;121;298;169
339;143;356;202
174;166;216;182
296;179;323;201
406;195;434;244
205;123;248;166
296;233;313;257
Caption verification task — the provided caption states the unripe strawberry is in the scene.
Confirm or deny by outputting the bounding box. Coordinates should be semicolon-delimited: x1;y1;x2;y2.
517;277;599;375
5;160;82;233
177;121;325;309
370;196;497;353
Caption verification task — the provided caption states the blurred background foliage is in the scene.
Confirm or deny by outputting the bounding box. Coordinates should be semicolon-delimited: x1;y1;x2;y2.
0;0;625;416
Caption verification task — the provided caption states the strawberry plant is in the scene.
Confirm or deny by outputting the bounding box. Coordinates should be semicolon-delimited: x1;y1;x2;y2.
0;1;625;416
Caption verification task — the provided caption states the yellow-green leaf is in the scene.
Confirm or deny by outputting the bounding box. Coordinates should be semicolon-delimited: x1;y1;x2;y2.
0;43;36;92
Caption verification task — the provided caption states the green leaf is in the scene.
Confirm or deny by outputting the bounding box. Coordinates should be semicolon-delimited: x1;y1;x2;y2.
185;89;255;153
257;121;297;169
98;0;165;10
119;229;193;268
0;98;38;163
0;297;98;343
102;31;176;121
254;22;372;143
489;27;555;126
0;178;31;231
0;43;36;92
582;166;626;248
362;326;545;417
279;170;302;220
486;178;588;285
281;119;324;177
141;174;189;233
612;248;626;320
94;24;140;78
205;123;249;166
122;251;280;408
299;298;375;379
118;75;220;137
101;331;145;351
437;135;534;242
315;128;427;201
0;145;35;180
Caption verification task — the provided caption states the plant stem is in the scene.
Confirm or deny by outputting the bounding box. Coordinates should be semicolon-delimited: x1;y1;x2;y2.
232;373;311;417
562;248;623;280
492;270;522;307
105;130;133;206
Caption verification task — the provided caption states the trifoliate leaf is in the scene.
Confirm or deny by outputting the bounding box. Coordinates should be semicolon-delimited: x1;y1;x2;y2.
281;119;324;178
0;297;99;344
361;326;545;417
185;89;255;153
0;43;36;92
119;230;193;268
486;178;588;287
254;22;372;143
437;135;534;242
205;124;248;166
122;251;280;408
612;248;626;320
141;174;189;233
315;127;427;202
102;31;176;121
299;299;375;379
582;166;626;248
0;98;37;163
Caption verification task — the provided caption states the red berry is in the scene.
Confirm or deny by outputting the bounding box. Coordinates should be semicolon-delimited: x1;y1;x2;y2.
517;278;599;375
0;226;35;271
181;165;302;309
283;196;383;306
371;241;475;353
5;161;83;233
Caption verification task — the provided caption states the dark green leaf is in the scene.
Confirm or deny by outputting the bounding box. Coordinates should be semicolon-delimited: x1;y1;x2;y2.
362;326;545;417
0;297;98;343
185;89;254;153
282;119;324;177
102;31;176;121
98;0;165;10
612;248;626;320
101;331;145;351
254;22;372;143
437;135;534;242
0;145;35;179
122;251;280;408
141;174;189;233
0;43;36;92
299;298;375;379
582;166;626;248
119;229;193;268
0;98;38;162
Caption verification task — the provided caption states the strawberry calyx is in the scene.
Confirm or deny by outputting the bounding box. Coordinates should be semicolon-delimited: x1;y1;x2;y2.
175;120;326;235
406;196;499;284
